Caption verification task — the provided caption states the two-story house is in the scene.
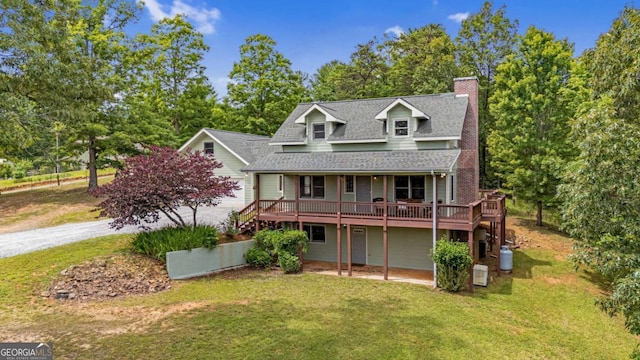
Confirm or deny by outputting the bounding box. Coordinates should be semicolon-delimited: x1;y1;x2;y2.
237;77;506;283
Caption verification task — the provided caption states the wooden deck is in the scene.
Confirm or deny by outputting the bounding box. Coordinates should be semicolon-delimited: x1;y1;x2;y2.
237;194;506;232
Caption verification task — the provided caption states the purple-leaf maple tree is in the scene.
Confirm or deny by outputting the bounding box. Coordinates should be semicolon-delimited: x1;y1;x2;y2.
92;146;240;230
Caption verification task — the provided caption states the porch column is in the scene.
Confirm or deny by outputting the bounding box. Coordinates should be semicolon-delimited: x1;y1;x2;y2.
255;174;260;232
383;175;388;280
294;175;299;222
347;223;352;276
432;173;438;289
468;230;474;292
337;176;342;276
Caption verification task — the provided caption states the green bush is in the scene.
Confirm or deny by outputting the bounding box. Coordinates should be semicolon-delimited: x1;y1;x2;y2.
248;229;309;273
431;237;473;292
12;159;33;180
278;251;301;273
132;225;218;263
245;247;272;269
217;210;240;237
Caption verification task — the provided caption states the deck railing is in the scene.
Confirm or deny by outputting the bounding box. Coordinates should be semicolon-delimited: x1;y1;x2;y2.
240;194;504;229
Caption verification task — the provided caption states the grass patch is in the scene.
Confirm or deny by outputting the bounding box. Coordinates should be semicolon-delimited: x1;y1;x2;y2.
0;220;636;359
0;181;111;233
0;168;116;189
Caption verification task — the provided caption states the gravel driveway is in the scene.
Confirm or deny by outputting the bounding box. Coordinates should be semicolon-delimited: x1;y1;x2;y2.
0;204;241;259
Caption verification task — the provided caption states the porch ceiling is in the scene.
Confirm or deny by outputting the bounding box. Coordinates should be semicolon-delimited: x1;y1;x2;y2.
242;149;460;174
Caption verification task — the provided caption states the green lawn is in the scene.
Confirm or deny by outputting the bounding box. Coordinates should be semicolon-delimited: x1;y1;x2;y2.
0;229;636;359
0;168;116;189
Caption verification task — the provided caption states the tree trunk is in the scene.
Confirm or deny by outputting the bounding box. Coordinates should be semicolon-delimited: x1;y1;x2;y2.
536;200;543;226
88;136;99;190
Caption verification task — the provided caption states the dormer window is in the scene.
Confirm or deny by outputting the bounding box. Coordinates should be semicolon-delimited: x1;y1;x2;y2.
313;123;325;140
394;118;409;137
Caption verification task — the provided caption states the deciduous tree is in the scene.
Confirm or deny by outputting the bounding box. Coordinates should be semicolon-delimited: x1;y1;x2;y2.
227;34;307;136
128;15;216;145
387;24;458;95
561;7;640;357
92;146;240;230
455;1;519;188
488;26;581;226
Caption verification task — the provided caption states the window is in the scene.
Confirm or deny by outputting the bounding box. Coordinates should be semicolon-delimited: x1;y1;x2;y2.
394;175;425;200
344;175;354;194
300;176;324;199
312;123;325;139
303;224;326;244
393;118;409;137
278;175;283;193
203;142;214;155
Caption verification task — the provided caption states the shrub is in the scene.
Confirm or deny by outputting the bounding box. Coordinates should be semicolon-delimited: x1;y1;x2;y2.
431;237;473;292
217;210;240;237
12;159;33;180
278;251;301;273
248;229;309;273
132;225;218;263
245;247;272;269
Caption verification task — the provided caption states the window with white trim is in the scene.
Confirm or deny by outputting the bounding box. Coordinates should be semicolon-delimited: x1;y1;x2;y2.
203;142;214;155
278;175;284;193
312;123;325;139
344;175;354;194
300;176;325;199
393;118;409;137
303;224;326;244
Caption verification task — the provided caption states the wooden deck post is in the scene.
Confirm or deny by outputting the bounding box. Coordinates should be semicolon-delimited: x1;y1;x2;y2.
337;176;342;276
347;223;352;277
255;174;260;232
468;230;474;292
383;175;388;280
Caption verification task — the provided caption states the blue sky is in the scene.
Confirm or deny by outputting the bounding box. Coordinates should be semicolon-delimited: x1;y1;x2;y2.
133;0;633;97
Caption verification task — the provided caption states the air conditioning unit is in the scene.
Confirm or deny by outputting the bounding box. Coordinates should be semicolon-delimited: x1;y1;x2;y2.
473;264;488;286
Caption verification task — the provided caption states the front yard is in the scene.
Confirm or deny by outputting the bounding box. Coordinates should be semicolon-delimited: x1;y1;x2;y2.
0;219;636;359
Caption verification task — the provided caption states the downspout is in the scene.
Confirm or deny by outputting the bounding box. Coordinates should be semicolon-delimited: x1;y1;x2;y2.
432;170;437;289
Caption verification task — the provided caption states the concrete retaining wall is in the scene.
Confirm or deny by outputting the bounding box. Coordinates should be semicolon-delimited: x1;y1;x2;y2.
166;240;254;280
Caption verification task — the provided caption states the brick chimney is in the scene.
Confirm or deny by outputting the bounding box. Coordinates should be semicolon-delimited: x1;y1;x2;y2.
453;77;479;204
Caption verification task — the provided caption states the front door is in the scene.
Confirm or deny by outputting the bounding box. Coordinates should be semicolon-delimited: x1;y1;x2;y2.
351;227;367;265
355;176;371;213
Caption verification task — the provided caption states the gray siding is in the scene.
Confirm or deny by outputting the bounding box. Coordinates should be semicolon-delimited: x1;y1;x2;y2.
245;174;254;204
258;174;282;200
304;224;446;270
183;133;247;179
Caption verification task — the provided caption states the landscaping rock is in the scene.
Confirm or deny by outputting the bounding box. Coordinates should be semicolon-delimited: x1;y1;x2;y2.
44;253;171;301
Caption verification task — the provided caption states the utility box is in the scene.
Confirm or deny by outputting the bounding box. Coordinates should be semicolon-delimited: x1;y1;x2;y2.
473;264;489;286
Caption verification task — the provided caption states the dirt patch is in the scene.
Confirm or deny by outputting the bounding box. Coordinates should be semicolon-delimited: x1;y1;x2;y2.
505;217;572;256
42;253;171;301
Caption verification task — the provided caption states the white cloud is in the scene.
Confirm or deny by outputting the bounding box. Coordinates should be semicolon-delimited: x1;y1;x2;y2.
142;0;221;35
447;12;470;23
384;25;405;38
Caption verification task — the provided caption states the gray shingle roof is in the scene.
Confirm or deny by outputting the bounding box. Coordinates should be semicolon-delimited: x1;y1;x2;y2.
242;149;461;173
270;93;468;144
203;129;271;164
